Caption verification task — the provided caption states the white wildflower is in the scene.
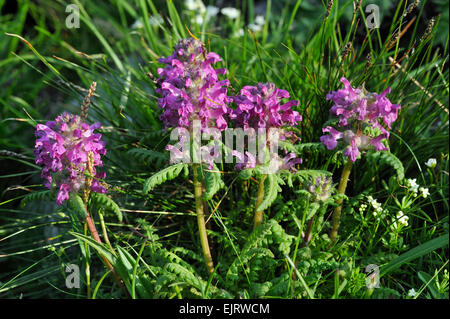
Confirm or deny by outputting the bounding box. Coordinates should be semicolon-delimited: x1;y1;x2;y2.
406;178;419;193
131;19;143;29
233;28;245;37
255;15;265;25
206;5;219;18
420;187;430;198
185;0;206;13
248;22;262;32
131;15;163;29
397;211;409;226
367;195;382;215
424;158;437;168
359;203;367;213
221;7;240;19
407;288;416;297
149;14;163;26
195;15;204;25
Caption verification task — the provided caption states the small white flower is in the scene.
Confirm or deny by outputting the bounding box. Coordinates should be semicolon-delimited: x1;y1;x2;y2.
359;203;367;212
425;158;437;168
185;0;196;10
407;288;416;297
131;15;163;29
131;19;143;29
221;7;240;19
397;211;409;226
149;14;163;26
248;22;262;32
206;5;219;18
195;15;204;25
406;178;419;193
420;187;430;198
233;28;245;37
255;15;265;25
185;0;206;13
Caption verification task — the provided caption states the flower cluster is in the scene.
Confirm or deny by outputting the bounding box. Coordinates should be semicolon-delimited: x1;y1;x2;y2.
34;113;107;205
391;210;409;230
232;82;301;130
184;0;219;25
156;38;231;131
231;82;302;172
320;77;401;162
407;288;417;298
367;195;383;215
362;195;390;218
221;7;240;19
406;178;429;198
307;176;334;202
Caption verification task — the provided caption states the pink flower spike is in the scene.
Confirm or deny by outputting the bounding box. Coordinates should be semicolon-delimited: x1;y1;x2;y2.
34;112;107;205
322;77;401;161
156;38;231;132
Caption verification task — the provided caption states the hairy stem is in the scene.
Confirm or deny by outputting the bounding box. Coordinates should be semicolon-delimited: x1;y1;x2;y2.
330;160;353;243
192;164;214;274
253;174;267;230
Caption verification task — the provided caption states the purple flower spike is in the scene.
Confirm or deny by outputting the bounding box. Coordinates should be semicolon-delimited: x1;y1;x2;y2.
320;77;401;162
231;82;302;173
232;82;301;130
34;112;107;205
157;38;232;131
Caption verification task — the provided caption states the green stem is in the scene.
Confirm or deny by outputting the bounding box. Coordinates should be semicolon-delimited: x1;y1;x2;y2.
330;160;353;243
83;222;91;299
192;164;214;274
98;209;115;254
253;174;267;230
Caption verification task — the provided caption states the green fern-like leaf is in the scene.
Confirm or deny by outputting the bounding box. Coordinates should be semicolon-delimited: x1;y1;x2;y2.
226;247;274;286
165;262;199;288
366;151;405;180
68;194;87;219
295;143;327;155
256;174;281;211
143;163;187;193
20;190;52;207
90;192;123;222
127;148;167;167
203;164;225;200
226;222;274;285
